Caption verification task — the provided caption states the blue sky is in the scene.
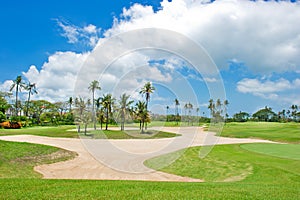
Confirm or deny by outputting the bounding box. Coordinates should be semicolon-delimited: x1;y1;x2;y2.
0;0;299;117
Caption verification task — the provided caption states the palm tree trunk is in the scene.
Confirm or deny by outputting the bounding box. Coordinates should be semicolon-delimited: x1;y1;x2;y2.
15;84;19;117
105;109;109;130
26;91;31;117
84;124;87;135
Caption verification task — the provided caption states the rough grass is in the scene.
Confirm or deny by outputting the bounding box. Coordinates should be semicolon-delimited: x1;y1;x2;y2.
81;129;179;139
0;178;299;200
0;140;76;178
218;122;300;143
0;125;79;138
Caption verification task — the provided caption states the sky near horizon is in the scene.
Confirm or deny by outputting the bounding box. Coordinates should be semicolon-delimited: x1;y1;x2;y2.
0;0;299;117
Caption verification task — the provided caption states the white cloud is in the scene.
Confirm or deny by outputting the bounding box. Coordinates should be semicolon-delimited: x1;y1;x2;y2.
237;78;300;104
21;51;89;102
105;0;300;74
56;19;101;47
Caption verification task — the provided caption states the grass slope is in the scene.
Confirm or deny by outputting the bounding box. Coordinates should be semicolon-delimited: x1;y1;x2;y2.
0;140;76;178
0;125;79;138
219;122;300;143
145;144;300;184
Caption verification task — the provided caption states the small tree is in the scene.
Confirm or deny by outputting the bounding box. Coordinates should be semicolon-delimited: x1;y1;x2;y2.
88;80;101;130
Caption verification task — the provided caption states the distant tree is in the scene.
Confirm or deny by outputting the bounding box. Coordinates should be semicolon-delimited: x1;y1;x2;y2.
174;98;180;124
118;93;134;131
10;75;26;116
89;80;101;130
290;105;299;122
135;101;149;133
25;82;37;117
223;100;229;120
68;97;73;113
233;111;250;122
140;82;155;130
184;102;193;125
252;106;277;122
29;100;53;124
166;105;169;122
101;94;115;130
208;99;215;118
74;97;89;134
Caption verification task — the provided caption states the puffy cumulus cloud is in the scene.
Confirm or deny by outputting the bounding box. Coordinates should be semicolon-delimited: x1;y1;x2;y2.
237;78;300;104
105;0;300;74
21;51;89;102
56;19;101;47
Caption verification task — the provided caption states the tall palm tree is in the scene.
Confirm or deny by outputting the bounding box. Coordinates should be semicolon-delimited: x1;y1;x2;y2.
208;99;215;118
88;80;101;130
118;93;134;131
140;82;155;110
139;82;155;130
101;94;115;130
166;105;169;122
223;100;229;120
174;98;180;124
135;101;148;133
74;97;86;133
68;97;73;113
10;75;26;116
25;82;37;116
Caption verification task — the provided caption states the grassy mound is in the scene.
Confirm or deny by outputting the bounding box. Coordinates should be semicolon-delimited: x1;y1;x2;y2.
0;140;76;178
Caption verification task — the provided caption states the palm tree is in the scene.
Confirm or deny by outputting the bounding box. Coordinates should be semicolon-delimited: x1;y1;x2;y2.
88;80;101;130
139;82;155;130
101;94;115;130
118;93;134;131
166;105;169;122
139;82;155;109
74;97;86;133
68;97;73;113
208;99;215;118
10;75;26;116
25;82;37;117
135;101;148;133
174;98;180;124
223;100;229;121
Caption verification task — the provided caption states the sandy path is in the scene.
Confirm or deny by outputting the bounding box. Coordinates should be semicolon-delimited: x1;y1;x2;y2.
0;127;274;182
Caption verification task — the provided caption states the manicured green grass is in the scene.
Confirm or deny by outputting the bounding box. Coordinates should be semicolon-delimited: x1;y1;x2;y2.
241;143;300;160
145;144;300;183
0;125;79;138
0;140;76;178
219;122;300;143
83;129;179;139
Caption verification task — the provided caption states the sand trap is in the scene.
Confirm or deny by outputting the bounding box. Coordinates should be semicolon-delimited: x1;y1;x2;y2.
0;127;274;182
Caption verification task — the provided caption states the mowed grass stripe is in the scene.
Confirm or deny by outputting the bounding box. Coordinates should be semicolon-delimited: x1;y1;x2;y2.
240;143;300;160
